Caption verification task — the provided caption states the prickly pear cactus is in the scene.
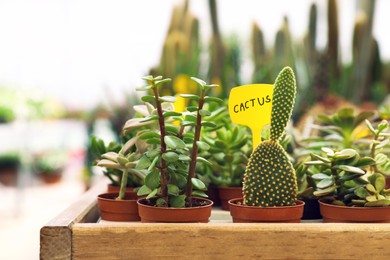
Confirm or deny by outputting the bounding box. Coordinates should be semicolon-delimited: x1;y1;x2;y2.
243;67;297;207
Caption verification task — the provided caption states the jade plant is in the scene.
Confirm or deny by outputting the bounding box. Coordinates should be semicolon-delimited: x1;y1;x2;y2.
243;66;298;207
129;75;223;207
304;119;390;207
96;136;147;200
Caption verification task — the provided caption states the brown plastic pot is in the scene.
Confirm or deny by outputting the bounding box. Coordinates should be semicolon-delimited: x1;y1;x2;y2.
319;199;390;223
228;198;305;223
218;186;243;211
137;197;213;223
97;192;140;222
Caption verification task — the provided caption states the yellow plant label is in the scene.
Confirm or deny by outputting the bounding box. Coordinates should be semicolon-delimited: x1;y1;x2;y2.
228;84;273;150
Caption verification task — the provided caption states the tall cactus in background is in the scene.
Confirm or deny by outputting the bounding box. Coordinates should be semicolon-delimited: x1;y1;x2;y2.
351;0;376;103
243;67;297;207
251;22;272;83
273;17;295;80
327;0;339;80
156;0;200;95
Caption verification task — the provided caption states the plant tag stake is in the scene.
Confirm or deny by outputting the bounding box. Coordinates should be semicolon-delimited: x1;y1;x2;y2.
228;84;273;150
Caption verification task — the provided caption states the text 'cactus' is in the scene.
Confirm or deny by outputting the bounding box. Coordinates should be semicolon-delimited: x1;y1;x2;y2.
243;67;297;207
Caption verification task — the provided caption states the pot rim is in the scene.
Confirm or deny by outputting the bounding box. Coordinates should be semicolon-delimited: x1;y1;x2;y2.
98;192;138;201
228;198;305;209
137;197;213;210
319;198;390;210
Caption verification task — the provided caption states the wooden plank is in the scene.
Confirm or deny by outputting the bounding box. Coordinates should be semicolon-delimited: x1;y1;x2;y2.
72;222;390;259
40;179;107;260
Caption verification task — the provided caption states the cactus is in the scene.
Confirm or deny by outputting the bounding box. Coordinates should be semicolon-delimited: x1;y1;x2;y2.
327;0;339;79
243;67;297;207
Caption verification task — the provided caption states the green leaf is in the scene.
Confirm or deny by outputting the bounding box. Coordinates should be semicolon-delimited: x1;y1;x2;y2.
167;184;180;196
365;199;390;207
354;186;370;199
375;174;386;192
355;157;376;167
146;188;159;199
191;178;207;190
313;186;336;197
181;121;196;127
178;154;191;161
139;131;160;140
137;185;152;196
201;121;217;128
142;75;154;81
170;195;186;208
163;111;182;117
136;156;151;170
146;138;161;145
196;141;210;150
164;135;186;149
311;173;331;180
192;190;209;198
186;106;198;112
141;95;155;102
197;157;212;166
334;165;365;174
204;96;224;104
316;178;334;189
203;84;219;90
334;149;358;160
140;115;159;122
304;160;326;166
159;96;176;103
366;183;376;193
365;119;377;135
165;125;179;135
162;152;179;162
311;153;331;163
321;147;335;156
180;94;200;100
145;170;160;190
155;78;171;86
199;109;211;117
190;77;206;87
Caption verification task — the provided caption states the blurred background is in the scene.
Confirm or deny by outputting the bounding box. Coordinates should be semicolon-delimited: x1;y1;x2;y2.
1;0;389;259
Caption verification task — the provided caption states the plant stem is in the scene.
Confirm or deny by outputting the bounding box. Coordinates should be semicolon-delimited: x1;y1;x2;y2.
117;169;128;200
153;85;169;205
185;89;206;206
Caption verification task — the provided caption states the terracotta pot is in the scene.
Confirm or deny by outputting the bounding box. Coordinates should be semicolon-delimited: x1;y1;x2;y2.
97;192;140;222
137;197;213;223
301;198;322;220
218;186;243;210
0;167;18;186
319;200;390;223
205;185;221;206
39;171;62;184
228;198;305;223
107;184;135;193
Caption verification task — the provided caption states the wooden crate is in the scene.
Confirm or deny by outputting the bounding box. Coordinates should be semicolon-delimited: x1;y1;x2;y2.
40;181;390;259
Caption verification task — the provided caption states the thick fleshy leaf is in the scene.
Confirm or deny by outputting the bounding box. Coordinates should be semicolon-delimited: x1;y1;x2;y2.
146;138;161;145
97;159;120;169
144;170;160;190
178;154;191;161
137;185;152;196
313;186;336;196
191;178;207;191
146;188;159;199
199;110;211;117
155;78;171;86
204;96;224;104
141;95;155;102
311;153;331;163
136;156;152;170
136;85;153;91
334;149;358;159
163;111;182;117
354;187;370;199
196;157;212;166
162;152;179;162
201;121;217;128
167;184;180;196
192;190;209;198
334;165;365;174
311;173;331;180
180;94;200;100
304;160;326;166
321;147;335;156
375;174;386;191
190;77;206;87
140;115;159;123
139;131;160;140
196;141;210;150
159;96;176;103
164;135;186;149
365;199;390;207
316;178;334;189
366;183;376;193
101;152;118;162
170;195;186;208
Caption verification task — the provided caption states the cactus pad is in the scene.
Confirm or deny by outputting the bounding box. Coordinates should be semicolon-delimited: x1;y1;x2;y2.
270;67;296;141
243;140;297;206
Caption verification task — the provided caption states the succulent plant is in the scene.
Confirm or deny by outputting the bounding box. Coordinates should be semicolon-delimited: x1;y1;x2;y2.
243;66;297;207
352;173;390;207
128;75;223;207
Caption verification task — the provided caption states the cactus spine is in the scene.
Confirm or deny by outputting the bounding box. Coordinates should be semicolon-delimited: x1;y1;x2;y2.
243;67;297;207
